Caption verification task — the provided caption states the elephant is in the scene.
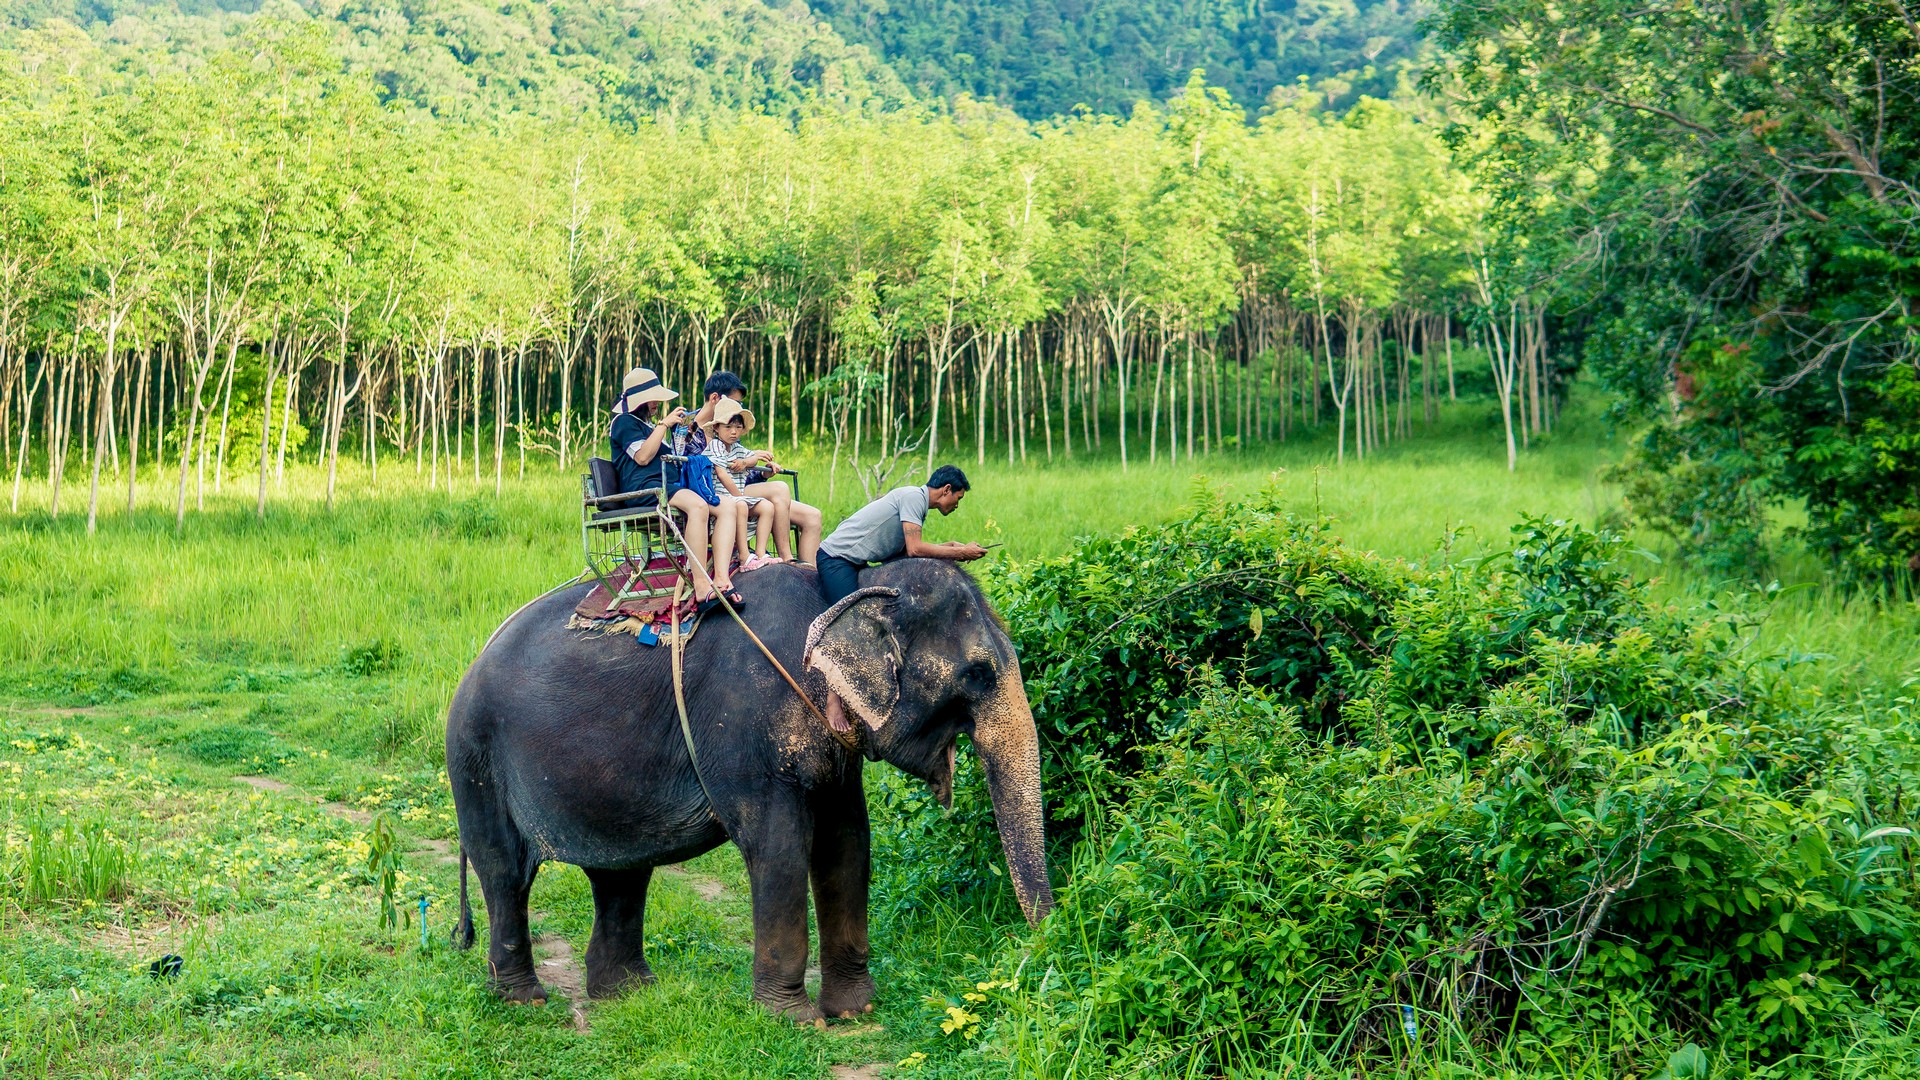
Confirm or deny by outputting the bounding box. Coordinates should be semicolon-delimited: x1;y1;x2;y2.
444;557;1053;1020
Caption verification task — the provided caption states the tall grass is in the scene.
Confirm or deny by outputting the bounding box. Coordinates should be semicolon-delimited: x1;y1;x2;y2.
1;388;1912;766
1;801;139;905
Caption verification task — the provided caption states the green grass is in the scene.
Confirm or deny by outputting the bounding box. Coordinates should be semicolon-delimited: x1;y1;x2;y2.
1;388;1916;1077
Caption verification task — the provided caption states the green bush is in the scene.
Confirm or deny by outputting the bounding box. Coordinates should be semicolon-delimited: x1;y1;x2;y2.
338;639;402;678
872;488;1920;1073
992;676;1919;1071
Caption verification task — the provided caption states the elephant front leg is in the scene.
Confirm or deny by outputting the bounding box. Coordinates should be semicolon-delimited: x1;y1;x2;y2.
811;785;875;1019
740;814;822;1023
584;866;657;999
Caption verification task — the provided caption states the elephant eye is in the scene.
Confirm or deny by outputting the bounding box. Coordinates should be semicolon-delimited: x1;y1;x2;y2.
961;661;995;693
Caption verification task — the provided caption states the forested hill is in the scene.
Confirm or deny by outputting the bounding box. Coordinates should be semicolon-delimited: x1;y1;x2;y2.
808;0;1428;118
8;0;1424;122
2;0;917;124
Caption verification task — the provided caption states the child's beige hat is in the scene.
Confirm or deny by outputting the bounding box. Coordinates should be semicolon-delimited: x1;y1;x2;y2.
701;397;756;433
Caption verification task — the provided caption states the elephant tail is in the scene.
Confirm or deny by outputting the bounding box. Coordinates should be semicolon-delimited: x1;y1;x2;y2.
452;846;476;951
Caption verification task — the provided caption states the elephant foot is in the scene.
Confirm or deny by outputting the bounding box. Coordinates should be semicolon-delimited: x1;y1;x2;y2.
494;979;549;1005
818;973;876;1019
755;991;824;1026
586;960;656;1000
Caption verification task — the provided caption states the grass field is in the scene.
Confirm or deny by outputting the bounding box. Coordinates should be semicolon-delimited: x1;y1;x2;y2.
3;389;1916;1077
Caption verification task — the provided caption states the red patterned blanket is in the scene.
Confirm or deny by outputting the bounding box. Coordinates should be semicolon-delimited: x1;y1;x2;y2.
573;556;698;626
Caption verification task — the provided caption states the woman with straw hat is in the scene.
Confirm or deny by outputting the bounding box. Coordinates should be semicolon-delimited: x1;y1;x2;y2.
609;367;746;610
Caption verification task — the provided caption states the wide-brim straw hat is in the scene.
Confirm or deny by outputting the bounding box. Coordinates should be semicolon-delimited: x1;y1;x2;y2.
701;396;756;433
615;367;677;412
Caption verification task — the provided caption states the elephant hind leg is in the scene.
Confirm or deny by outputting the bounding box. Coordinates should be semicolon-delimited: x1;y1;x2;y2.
584;866;657;999
455;781;545;1003
478;857;545;1004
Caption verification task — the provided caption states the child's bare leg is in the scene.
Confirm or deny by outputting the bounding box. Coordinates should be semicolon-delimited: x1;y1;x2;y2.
773;491;795;561
731;497;752;565
744;481;796;561
753;502;775;558
709;502;738;592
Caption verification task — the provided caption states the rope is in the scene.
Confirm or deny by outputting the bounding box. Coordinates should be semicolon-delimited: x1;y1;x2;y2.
660;501;838;816
481;571;585;655
660;502;831;727
668;577;720;814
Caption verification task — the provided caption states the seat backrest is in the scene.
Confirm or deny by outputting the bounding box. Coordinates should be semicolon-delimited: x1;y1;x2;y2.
587;457;621;499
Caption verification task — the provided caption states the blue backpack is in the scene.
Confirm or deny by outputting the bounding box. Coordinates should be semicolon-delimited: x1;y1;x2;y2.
677;455;721;506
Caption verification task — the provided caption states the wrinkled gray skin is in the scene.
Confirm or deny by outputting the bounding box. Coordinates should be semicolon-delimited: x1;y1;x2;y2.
444;559;1052;1020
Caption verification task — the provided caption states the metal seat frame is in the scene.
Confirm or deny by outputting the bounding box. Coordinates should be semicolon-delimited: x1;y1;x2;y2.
581;455;693;609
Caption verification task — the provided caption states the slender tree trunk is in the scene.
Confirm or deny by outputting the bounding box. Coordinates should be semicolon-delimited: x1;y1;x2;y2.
494;341;507;497
51;348;76;518
277;370;297;485
1183;332;1195;460
1149;329;1166;465
212;338;239;495
256;335;279;519
325;353;344;510
516;339;527;480
154;340;168;485
788;329;801;452
87;323;122;534
11;350;45;513
127;343;150;514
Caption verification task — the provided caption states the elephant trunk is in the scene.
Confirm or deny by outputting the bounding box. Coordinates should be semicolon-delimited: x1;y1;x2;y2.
973;677;1054;926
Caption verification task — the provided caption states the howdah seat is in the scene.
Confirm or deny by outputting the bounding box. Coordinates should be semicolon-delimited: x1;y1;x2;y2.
580;455;807;606
581;455;691;606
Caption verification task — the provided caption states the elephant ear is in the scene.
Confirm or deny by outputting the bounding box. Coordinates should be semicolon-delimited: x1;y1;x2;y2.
804;586;903;734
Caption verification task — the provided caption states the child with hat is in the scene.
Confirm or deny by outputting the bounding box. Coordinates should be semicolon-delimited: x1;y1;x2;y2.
701;397;782;571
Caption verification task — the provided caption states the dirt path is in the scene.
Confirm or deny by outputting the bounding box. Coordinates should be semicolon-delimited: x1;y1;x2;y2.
659;863;727;901
531;927;591;1032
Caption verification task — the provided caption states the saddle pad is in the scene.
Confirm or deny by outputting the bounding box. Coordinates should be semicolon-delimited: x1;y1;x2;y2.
565;611;700;646
575;556;698;624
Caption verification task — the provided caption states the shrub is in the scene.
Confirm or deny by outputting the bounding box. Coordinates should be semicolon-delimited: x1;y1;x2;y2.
870;488;1920;1073
992;676;1919;1071
339;639;402;677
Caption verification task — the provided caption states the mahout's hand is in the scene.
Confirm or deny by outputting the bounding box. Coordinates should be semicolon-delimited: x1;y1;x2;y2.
954;543;989;561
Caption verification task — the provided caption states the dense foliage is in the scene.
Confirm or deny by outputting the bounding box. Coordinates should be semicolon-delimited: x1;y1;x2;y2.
15;0;1428;123
1426;0;1920;582
876;493;1920;1072
6;0;912;123
811;0;1428;118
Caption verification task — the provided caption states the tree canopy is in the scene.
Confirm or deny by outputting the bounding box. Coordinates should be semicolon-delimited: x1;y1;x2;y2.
0;30;1492;533
1429;0;1919;580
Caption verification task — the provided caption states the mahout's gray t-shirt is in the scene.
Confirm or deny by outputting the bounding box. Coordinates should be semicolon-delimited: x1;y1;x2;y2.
820;485;930;563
